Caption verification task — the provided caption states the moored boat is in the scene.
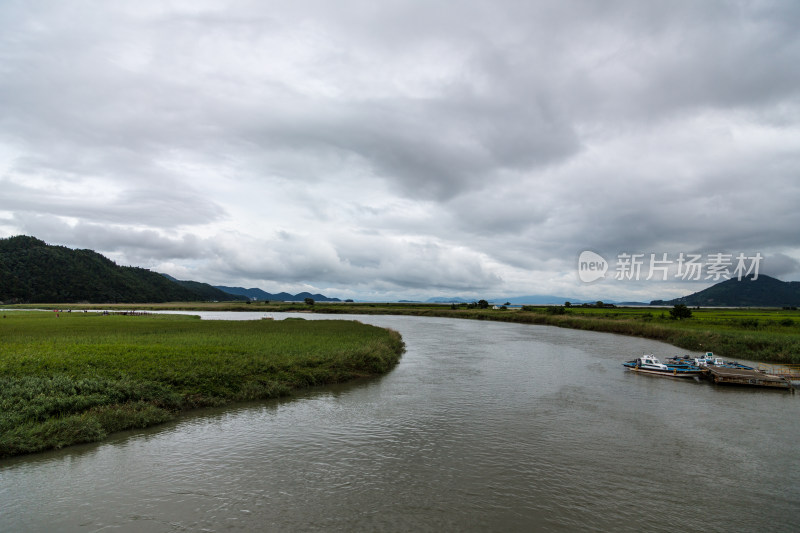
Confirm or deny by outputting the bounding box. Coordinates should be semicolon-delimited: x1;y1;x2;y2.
690;352;722;367
623;355;704;378
721;361;755;370
665;352;755;371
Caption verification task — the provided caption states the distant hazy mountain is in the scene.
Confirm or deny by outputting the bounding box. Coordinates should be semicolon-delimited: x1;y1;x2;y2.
425;296;472;303
211;286;274;301
651;274;800;307
498;295;596;305
160;274;247;301
215;285;341;302
426;295;598;305
0;235;240;303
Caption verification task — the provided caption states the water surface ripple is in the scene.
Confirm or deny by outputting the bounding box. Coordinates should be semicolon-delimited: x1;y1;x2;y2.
1;313;798;532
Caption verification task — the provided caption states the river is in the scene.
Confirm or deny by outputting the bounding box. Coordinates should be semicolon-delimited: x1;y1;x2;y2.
1;313;798;532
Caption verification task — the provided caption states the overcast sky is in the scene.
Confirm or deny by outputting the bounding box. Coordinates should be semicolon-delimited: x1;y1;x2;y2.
2;0;799;302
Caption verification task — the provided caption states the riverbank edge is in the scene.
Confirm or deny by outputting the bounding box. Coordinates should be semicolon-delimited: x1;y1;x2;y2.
315;307;800;364
0;317;406;459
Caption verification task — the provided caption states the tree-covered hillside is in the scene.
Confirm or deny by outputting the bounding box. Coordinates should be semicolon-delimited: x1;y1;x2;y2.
651;274;800;307
0;236;237;303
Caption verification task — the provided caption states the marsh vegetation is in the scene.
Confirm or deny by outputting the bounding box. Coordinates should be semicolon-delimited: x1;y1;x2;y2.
0;311;404;457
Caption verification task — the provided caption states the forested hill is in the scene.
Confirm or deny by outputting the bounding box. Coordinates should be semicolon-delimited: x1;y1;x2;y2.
0;236;241;303
651;274;800;307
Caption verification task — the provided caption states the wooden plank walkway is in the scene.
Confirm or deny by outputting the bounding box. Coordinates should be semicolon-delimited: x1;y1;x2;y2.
758;364;800;381
704;367;792;390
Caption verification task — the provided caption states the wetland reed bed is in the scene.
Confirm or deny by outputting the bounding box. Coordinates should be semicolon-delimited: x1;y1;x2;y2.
0;311;404;458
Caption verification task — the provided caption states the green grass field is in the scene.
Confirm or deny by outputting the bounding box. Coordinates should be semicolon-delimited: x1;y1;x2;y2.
0;311;404;458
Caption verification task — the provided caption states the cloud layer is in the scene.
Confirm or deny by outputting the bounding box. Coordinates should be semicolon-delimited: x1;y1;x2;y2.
2;0;799;301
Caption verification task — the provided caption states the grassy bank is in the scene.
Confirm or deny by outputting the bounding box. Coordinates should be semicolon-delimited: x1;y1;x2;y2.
306;305;800;364
0;311;404;458
7;302;799;363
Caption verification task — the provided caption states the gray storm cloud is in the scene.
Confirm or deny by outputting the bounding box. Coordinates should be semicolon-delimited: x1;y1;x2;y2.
1;0;799;301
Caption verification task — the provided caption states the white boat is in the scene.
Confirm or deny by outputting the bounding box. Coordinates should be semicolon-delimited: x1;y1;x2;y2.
623;355;704;378
693;352;723;367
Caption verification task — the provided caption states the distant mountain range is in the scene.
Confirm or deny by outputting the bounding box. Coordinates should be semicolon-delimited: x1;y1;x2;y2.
428;276;800;308
214;286;342;302
0;235;347;304
426;295;601;305
4;235;797;307
160;274;248;302
0;236;244;303
651;274;800;307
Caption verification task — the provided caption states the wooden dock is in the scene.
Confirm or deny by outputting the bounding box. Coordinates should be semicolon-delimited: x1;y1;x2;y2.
758;364;800;381
704;366;792;390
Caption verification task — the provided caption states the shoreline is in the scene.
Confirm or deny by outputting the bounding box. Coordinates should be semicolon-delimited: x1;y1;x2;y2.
0;312;405;458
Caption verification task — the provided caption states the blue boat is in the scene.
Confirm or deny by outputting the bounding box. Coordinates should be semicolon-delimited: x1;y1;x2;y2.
669;352;756;371
623;355;705;378
719;361;755;370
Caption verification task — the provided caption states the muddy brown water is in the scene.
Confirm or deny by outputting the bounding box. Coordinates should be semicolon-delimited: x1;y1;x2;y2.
1;313;798;532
